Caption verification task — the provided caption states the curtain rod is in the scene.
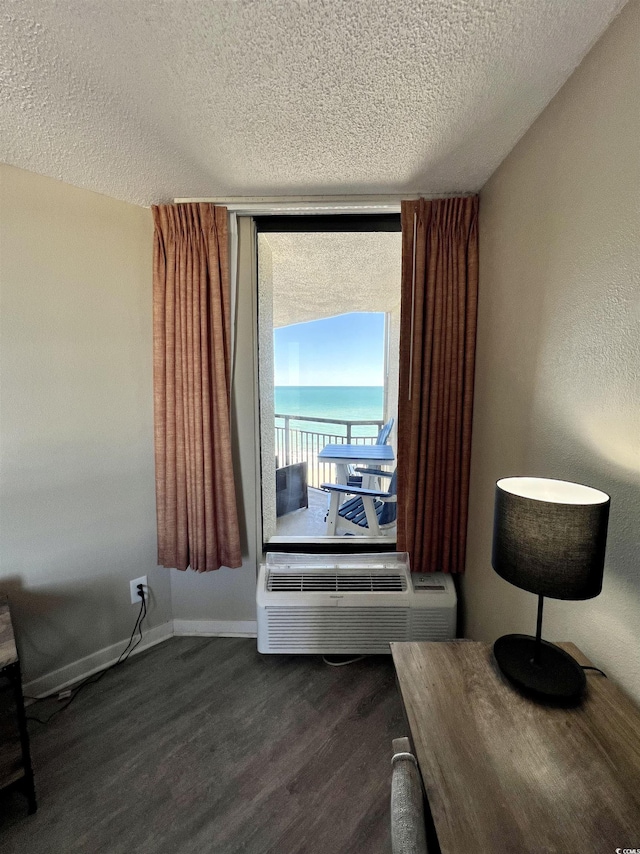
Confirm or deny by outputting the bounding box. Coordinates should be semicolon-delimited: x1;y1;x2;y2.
173;193;469;204
171;193;475;215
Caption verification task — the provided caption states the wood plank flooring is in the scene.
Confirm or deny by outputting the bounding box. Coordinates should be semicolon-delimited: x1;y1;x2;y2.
0;637;404;854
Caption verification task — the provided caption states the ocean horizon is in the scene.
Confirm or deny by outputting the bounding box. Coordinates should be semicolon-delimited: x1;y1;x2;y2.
274;385;383;438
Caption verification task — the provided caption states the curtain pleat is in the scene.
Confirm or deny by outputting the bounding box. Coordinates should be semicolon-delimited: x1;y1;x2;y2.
397;197;479;574
152;203;242;571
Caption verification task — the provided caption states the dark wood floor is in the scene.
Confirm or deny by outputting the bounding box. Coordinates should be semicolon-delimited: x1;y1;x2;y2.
1;637;404;854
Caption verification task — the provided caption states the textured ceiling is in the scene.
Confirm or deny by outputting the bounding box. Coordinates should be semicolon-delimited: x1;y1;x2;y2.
0;0;626;206
260;232;402;327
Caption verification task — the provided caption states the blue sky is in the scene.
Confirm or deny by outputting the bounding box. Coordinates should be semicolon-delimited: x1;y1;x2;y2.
274;312;385;386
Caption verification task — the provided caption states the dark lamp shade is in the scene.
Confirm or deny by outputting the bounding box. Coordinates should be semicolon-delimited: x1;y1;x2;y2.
492;477;610;601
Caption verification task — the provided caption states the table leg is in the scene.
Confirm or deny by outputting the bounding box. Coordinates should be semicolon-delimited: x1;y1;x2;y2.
335;463;349;508
10;661;37;814
326;491;340;535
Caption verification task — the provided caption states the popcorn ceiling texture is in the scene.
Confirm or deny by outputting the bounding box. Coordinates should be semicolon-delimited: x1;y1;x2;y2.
262;232;402;327
0;0;626;206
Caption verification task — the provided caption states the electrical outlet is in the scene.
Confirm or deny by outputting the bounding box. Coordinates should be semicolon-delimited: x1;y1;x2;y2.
130;575;148;605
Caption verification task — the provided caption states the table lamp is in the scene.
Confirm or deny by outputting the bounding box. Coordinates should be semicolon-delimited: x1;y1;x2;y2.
492;476;610;703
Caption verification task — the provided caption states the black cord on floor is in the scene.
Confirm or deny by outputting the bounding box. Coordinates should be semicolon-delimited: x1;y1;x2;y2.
582;665;607;678
26;592;148;725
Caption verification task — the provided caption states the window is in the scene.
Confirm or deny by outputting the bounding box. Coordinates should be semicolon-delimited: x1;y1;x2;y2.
255;214;402;549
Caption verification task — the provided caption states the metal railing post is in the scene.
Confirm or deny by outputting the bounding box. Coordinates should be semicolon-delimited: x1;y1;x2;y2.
284;415;291;466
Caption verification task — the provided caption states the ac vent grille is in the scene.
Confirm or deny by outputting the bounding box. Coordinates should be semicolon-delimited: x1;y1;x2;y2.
267;571;407;593
266;607;409;653
410;610;454;641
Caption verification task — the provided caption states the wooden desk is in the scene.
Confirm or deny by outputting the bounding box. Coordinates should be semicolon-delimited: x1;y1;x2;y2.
391;641;640;853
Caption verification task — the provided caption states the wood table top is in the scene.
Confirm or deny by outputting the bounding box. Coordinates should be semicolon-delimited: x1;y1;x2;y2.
391;640;640;854
0;600;18;670
318;444;394;462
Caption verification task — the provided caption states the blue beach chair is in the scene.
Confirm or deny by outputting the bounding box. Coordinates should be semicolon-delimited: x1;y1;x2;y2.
322;469;397;537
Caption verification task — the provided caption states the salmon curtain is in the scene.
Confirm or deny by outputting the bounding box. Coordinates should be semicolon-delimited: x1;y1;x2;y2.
397;197;479;574
152;203;242;572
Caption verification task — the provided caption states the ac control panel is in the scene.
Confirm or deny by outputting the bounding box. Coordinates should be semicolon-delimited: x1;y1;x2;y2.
412;574;447;591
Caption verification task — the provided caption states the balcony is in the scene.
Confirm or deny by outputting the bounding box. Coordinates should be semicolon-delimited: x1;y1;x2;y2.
257;226;402;544
275;413;383;488
273;413;392;540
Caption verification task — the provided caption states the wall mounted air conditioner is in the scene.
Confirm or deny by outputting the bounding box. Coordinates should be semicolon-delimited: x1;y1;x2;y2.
257;552;456;654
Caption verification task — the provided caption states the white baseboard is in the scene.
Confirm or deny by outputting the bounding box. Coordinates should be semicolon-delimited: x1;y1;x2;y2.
22;618;256;699
23;621;174;699
172;619;257;638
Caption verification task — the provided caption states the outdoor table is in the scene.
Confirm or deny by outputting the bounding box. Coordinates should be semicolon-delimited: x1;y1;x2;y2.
318;443;395;487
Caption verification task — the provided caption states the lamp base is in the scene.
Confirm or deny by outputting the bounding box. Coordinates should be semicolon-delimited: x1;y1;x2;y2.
493;634;586;704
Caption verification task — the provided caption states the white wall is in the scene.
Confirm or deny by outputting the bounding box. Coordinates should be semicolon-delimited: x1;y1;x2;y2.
0;164;173;684
464;1;640;702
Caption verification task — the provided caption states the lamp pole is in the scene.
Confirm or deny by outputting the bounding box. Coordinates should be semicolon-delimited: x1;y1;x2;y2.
534;594;544;666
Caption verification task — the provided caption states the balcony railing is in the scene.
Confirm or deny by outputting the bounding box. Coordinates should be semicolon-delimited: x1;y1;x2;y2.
275;413;384;489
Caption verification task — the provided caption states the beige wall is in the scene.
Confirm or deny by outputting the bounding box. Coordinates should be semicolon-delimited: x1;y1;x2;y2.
464;1;640;702
0;164;172;683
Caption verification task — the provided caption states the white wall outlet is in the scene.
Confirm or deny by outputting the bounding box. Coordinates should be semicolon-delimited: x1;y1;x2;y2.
130;575;148;605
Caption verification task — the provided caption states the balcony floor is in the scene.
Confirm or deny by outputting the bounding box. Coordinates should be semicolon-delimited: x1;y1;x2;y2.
273;486;396;542
275;486;329;537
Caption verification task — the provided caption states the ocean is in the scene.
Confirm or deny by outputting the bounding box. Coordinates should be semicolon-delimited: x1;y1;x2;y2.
274;386;383;438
